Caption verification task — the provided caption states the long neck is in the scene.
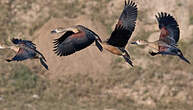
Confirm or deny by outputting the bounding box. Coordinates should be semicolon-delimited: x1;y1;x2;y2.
59;30;67;34
0;45;19;52
9;46;19;52
140;40;159;51
139;40;149;46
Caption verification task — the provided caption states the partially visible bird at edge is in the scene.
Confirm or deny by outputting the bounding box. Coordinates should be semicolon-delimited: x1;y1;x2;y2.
1;38;49;70
131;12;190;64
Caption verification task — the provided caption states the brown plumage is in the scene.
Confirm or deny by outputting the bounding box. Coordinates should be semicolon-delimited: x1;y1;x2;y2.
51;25;103;56
5;38;48;70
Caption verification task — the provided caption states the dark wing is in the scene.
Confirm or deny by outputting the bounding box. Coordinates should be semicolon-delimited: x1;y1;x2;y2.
53;31;76;56
107;0;137;47
10;47;36;61
11;38;36;49
77;25;103;51
77;25;102;42
53;30;94;56
53;31;75;45
156;12;180;45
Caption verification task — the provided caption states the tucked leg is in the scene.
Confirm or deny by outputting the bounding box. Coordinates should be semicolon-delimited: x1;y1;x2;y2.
120;48;133;67
95;40;103;52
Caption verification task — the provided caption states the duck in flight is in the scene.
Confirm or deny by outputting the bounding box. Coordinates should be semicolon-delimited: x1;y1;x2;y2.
5;38;49;70
131;12;190;64
100;0;137;67
51;25;103;56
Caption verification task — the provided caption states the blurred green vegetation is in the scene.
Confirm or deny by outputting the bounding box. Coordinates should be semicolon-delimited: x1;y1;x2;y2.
10;64;37;90
1;61;192;110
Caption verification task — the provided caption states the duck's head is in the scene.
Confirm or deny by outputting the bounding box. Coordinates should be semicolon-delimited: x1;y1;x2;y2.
51;26;79;34
11;38;19;44
131;40;148;46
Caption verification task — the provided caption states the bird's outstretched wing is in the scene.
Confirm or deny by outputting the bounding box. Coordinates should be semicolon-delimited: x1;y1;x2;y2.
53;25;103;56
11;38;36;49
53;31;75;46
107;0;137;47
8;38;44;62
156;12;180;45
53;31;77;56
6;47;36;62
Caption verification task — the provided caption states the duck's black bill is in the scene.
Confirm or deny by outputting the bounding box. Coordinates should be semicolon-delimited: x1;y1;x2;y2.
131;42;137;45
179;55;191;64
51;30;57;34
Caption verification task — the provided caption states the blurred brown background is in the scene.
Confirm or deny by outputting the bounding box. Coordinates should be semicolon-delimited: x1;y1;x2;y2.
0;0;193;109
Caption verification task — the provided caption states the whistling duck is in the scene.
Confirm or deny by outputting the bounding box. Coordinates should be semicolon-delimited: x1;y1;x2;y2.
5;38;49;69
100;0;137;66
51;25;103;56
131;12;190;64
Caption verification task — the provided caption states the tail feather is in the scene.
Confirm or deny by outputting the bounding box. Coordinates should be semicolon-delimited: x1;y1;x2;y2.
40;58;48;70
